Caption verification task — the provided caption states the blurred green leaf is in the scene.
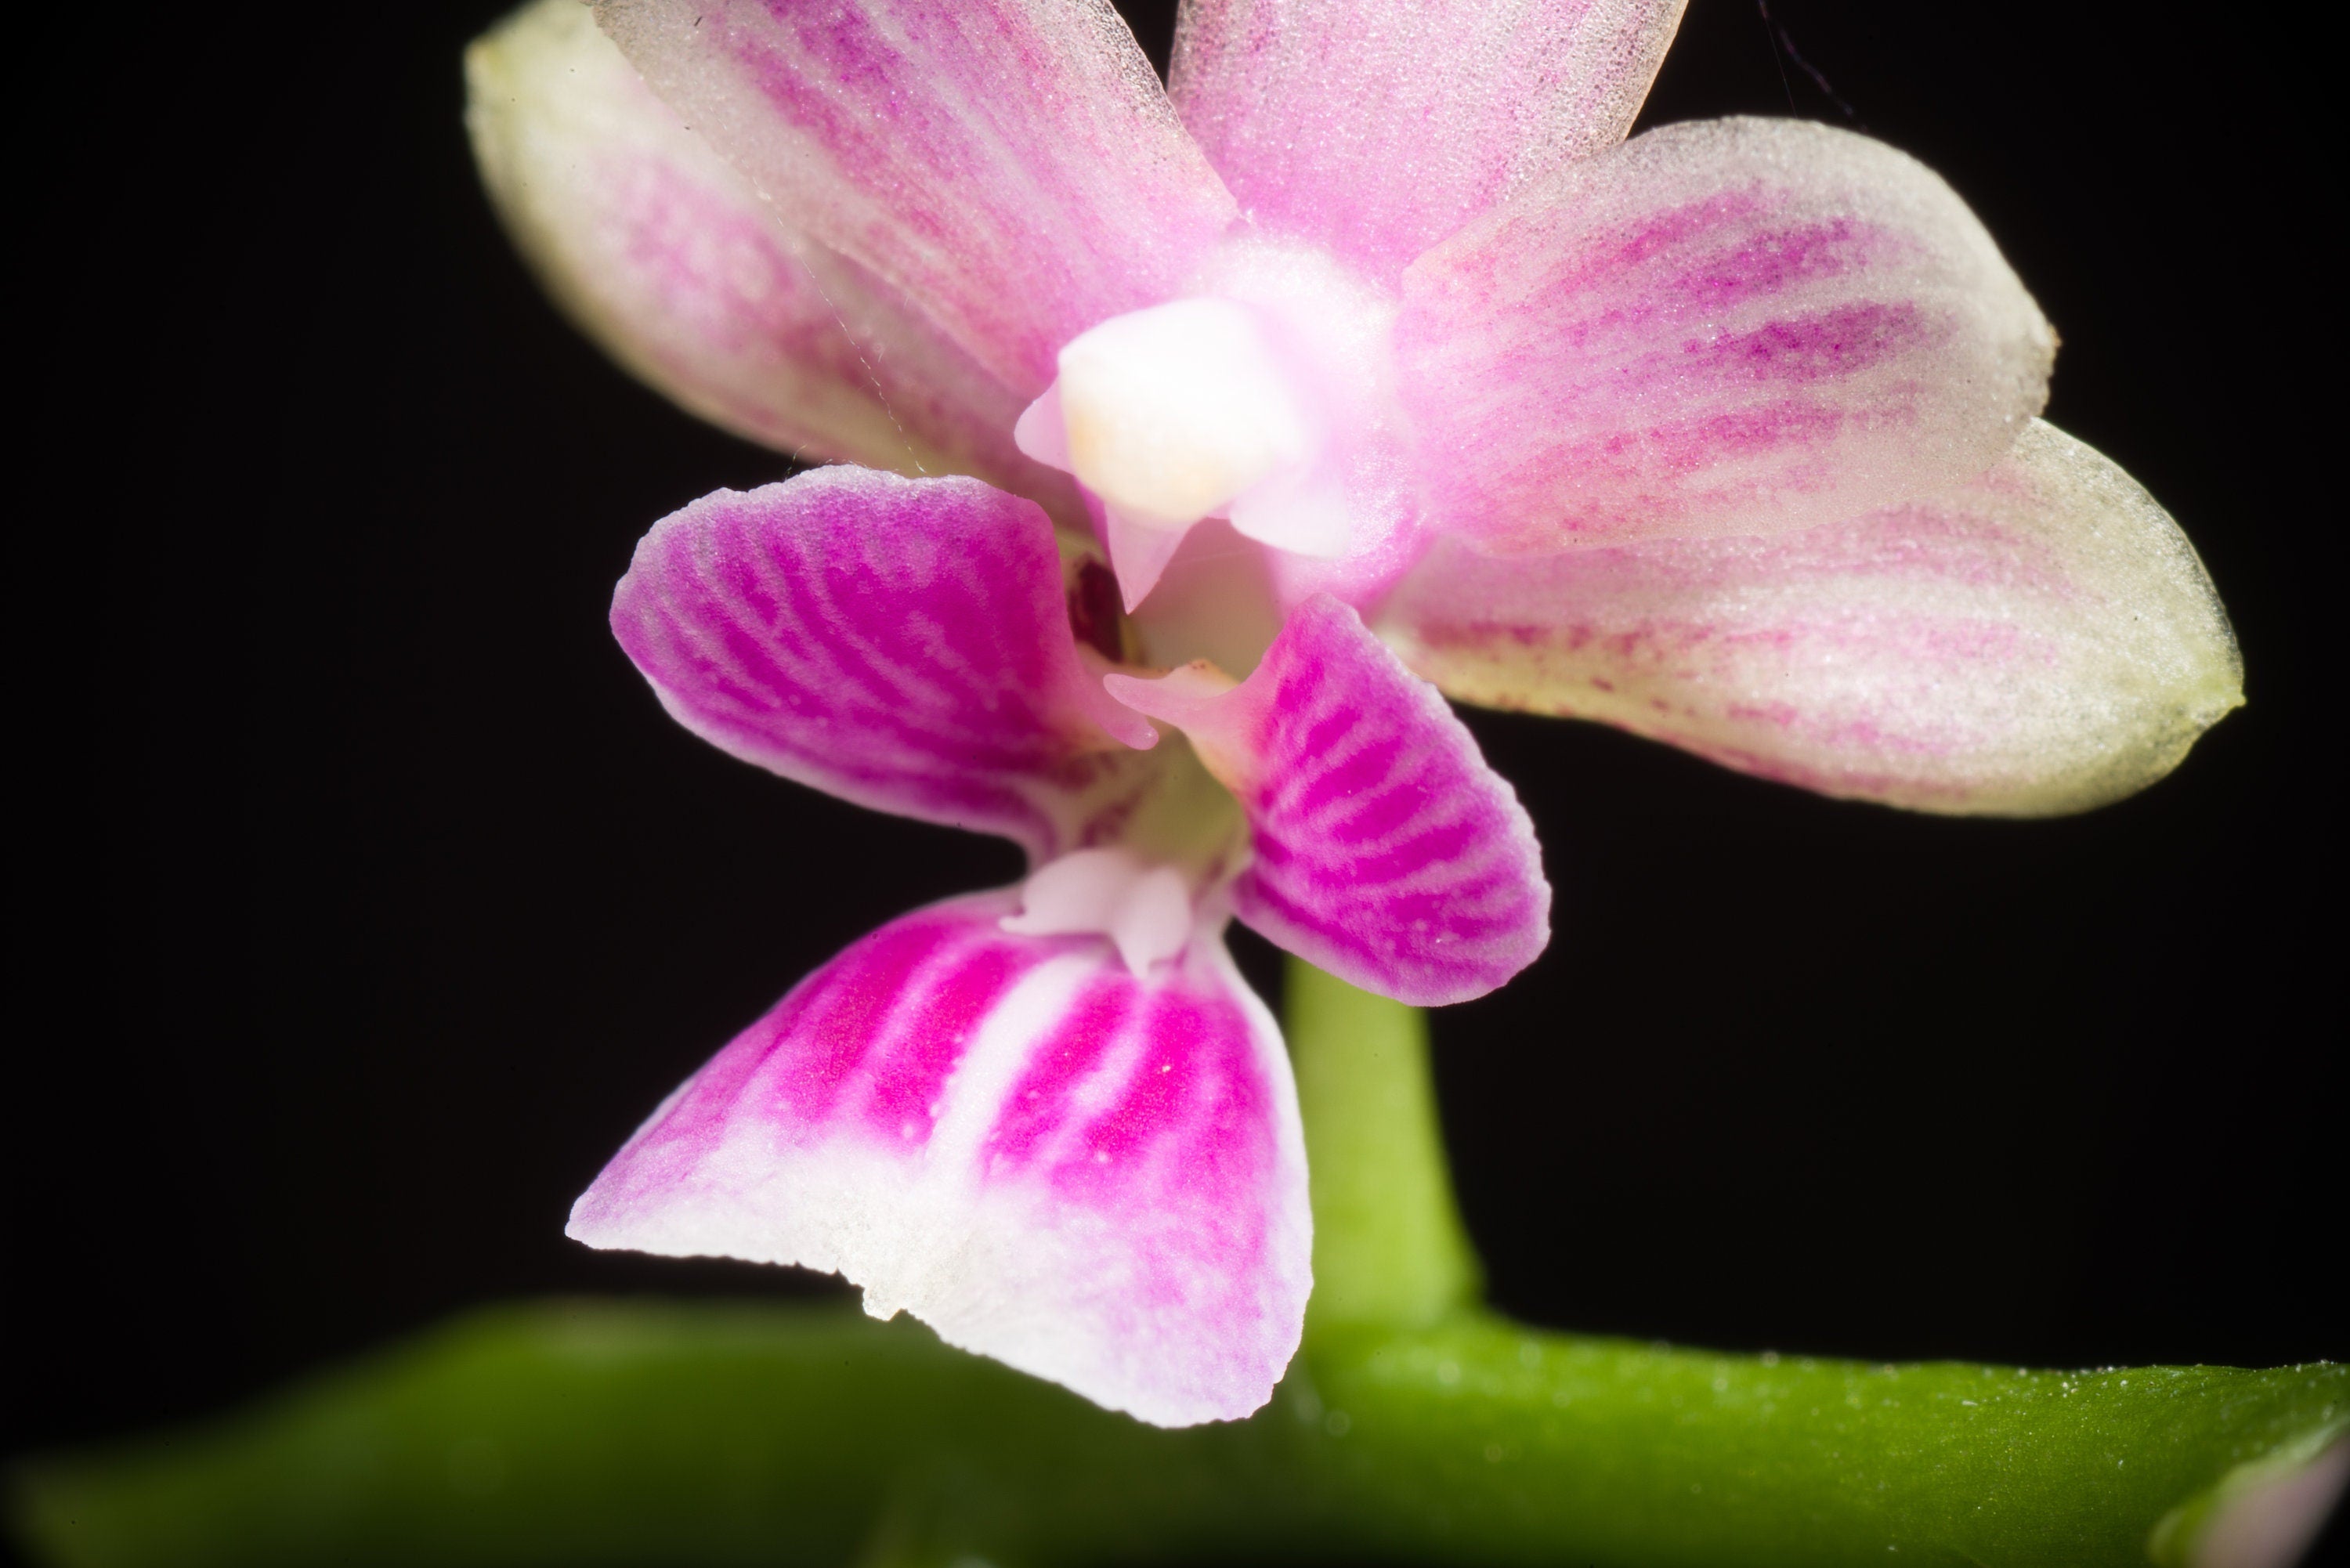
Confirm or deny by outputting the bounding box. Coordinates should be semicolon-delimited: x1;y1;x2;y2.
13;1301;2343;1566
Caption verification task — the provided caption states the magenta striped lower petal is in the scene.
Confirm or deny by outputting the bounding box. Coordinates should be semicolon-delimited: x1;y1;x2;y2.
1108;597;1550;1006
566;892;1311;1427
610;468;1159;861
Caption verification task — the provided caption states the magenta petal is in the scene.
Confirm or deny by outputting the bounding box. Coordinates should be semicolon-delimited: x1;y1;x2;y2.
1377;421;2243;815
567;892;1311;1427
1170;0;1687;282
1109;598;1549;1005
595;0;1239;392
1397;117;2055;551
465;0;1060;497
611;468;1157;861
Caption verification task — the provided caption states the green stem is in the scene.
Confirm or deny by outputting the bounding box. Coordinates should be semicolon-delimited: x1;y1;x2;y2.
1286;957;1480;1331
12;966;2345;1566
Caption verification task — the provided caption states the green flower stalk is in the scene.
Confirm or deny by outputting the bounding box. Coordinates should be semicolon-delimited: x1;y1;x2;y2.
14;963;2344;1568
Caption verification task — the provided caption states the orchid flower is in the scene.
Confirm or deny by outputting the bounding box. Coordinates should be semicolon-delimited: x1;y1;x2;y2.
465;0;2242;1428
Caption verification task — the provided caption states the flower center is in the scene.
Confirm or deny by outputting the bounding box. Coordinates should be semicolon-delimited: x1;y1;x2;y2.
1055;298;1312;529
1016;296;1344;609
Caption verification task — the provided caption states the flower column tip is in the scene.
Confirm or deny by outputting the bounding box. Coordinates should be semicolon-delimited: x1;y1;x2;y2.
1015;298;1340;609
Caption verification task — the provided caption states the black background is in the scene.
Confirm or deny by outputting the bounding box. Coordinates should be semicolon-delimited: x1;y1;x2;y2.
14;0;2341;1557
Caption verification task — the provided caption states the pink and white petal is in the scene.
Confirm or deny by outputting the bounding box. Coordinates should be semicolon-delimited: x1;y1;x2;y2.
1108;597;1549;1006
1396;117;2055;551
612;468;1159;862
1170;0;1687;283
1375;421;2243;815
465;0;1064;498
568;891;1311;1428
593;0;1239;394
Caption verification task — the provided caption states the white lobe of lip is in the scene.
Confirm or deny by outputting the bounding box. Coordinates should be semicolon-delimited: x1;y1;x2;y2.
1001;847;1195;974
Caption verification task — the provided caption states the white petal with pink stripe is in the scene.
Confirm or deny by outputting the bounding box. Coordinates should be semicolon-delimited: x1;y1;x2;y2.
1397;116;2055;551
1173;0;1689;281
593;0;1238;393
1377;421;2242;815
464;0;1063;499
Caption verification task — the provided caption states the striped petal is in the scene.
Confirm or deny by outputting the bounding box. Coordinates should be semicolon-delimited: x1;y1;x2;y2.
1108;597;1549;1005
465;0;1060;497
1171;0;1687;283
1376;421;2243;815
610;468;1158;862
1396;117;2055;551
593;0;1239;395
567;892;1311;1427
